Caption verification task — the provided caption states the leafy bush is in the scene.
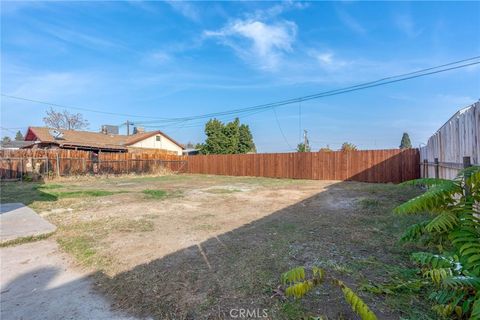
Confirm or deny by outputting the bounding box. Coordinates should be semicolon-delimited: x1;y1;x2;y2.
394;166;480;319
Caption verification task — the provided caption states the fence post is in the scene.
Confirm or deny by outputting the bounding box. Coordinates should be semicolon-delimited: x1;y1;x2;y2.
434;158;439;179
20;158;23;183
56;153;60;177
423;159;428;178
463;156;472;197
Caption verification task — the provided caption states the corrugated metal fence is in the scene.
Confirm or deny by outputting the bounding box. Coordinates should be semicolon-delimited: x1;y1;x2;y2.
187;149;419;183
420;101;479;179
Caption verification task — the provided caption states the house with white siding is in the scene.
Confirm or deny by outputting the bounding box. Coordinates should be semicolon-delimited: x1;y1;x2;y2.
23;126;184;155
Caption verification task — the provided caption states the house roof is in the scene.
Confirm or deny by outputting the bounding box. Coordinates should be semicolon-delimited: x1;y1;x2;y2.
0;141;36;149
24;127;184;150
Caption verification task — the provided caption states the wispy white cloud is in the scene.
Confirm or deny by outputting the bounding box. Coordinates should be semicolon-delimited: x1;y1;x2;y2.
165;1;200;22
309;50;349;70
205;19;297;71
32;20;124;51
248;1;309;20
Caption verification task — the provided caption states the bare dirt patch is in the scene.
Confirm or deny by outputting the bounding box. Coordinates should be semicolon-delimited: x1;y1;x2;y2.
1;175;433;319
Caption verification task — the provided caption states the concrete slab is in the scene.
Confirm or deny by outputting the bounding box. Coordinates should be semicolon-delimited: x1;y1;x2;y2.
0;240;137;320
0;203;56;243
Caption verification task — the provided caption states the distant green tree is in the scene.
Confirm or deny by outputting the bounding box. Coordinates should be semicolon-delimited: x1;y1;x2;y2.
399;132;412;149
224;118;240;154
340;142;357;151
238;123;256;153
297;142;311;152
198;118;256;154
199;119;227;154
1;136;12;143
15;130;24;141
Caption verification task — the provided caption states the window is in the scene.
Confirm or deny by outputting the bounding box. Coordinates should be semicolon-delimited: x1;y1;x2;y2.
156;135;161;142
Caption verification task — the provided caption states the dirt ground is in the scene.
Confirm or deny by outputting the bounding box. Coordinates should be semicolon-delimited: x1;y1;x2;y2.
0;174;434;319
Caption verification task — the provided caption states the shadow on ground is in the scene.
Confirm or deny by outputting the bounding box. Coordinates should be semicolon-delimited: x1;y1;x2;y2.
1;180;431;320
92;181;428;319
0;179;57;209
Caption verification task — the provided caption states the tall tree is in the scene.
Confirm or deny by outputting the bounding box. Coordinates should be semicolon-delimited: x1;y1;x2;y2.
200;119;227;154
238;123;256;153
43;108;89;130
399;132;412;149
340;142;357;151
224;118;240;154
14;130;24;141
198;118;255;154
2;136;11;143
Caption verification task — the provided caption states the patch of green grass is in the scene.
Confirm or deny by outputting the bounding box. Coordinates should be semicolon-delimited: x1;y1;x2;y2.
0;182;58;204
57;236;100;267
63;218;155;235
49;190;126;199
35;184;64;190
57;218;154;269
0;232;55;247
280;301;305;320
358;198;381;209
142;189;182;200
142;189;168;199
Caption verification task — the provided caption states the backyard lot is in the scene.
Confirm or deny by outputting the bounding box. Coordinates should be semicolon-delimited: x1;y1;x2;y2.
1;174;434;319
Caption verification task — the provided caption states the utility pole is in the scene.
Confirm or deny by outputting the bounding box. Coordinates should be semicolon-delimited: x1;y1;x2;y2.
303;130;310;151
126;120;130;136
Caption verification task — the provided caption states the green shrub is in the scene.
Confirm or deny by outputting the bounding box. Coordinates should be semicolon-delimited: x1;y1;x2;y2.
395;167;480;319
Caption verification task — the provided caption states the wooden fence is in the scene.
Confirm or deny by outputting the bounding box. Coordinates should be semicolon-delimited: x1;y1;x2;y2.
420;101;479;179
0;149;187;180
1;148;420;183
187;149;420;183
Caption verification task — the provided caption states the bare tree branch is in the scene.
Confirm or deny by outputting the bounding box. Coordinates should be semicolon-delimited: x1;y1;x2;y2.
43;108;89;130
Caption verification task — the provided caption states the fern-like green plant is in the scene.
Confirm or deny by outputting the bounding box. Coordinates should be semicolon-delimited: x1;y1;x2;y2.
280;266;377;320
395;166;480;319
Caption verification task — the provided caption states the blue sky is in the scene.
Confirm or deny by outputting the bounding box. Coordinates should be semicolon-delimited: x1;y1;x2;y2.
1;1;479;152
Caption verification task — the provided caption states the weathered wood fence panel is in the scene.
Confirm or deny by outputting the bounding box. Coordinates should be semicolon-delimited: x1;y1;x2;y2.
0;149;187;179
420;102;479;179
187;149;419;183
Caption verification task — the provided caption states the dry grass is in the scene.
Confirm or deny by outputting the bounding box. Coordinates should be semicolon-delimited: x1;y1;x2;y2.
1;175;435;319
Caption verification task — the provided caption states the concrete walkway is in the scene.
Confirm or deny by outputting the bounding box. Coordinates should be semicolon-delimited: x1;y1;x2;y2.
0;203;137;320
0;240;137;320
0;203;56;243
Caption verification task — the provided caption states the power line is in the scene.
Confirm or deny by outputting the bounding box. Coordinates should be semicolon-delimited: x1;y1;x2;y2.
132;56;480;125
0;94;173;120
131;57;480;125
2;56;479;125
272;108;294;150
